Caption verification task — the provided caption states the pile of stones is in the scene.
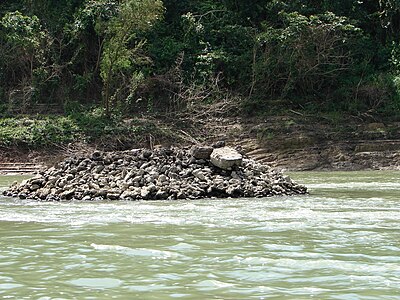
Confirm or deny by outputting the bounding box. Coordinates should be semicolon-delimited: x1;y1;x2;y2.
3;145;307;201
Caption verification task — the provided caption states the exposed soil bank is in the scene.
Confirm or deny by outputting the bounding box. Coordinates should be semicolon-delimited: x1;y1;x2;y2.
1;115;399;173
234;116;400;171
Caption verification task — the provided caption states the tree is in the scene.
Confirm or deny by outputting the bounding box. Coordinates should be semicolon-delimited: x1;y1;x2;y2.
379;0;400;41
0;11;49;110
251;12;363;102
98;0;163;116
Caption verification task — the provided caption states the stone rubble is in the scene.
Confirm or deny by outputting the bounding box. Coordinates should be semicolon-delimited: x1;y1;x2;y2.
3;146;307;201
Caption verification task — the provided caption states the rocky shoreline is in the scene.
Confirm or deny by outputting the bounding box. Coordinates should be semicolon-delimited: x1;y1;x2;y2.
3;146;307;201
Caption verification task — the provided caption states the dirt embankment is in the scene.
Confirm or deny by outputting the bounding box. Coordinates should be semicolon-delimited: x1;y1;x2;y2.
220;116;400;171
1;115;400;173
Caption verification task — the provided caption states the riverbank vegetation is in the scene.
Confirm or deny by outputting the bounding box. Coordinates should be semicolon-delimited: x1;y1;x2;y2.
0;109;179;149
1;0;400;148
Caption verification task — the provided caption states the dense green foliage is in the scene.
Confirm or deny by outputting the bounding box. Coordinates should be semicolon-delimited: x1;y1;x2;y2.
0;108;174;148
1;0;400;118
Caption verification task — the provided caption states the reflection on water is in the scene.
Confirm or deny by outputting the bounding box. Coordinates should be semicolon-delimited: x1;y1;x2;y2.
0;171;399;299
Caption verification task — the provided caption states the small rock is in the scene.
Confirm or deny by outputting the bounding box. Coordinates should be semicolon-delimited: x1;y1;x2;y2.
142;150;153;159
155;190;168;199
91;151;102;160
93;165;104;173
60;189;75;200
107;193;120;200
30;175;44;185
140;187;150;199
30;184;40;191
192;169;206;181
158;174;168;182
231;171;241;180
177;191;187;199
212;141;225;148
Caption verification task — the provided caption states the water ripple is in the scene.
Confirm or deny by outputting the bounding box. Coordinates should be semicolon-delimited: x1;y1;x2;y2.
0;171;400;298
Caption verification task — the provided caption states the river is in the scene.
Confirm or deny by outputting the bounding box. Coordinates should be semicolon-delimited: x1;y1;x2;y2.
0;171;399;299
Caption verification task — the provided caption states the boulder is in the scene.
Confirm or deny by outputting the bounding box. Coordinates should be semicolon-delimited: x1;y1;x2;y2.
210;147;243;170
190;145;213;159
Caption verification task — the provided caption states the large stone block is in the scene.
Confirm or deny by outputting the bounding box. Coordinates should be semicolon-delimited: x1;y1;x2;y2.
190;145;213;159
210;147;242;170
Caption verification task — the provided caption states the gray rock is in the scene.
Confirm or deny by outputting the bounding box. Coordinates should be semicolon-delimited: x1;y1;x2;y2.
210;147;243;170
231;171;241;179
192;169;206;181
89;182;100;190
142;150;153;159
60;189;75;200
177;191;187;199
169;172;179;180
156;190;168;199
96;189;108;197
91;151;102;160
147;184;157;193
30;175;44;185
107;193;121;200
212;140;225;148
191;145;213;159
38;188;51;198
140;187;150;199
120;190;136;200
30;184;41;191
158;174;168;182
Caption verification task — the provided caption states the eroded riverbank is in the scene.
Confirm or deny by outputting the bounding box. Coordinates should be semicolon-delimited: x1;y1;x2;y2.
2;115;400;174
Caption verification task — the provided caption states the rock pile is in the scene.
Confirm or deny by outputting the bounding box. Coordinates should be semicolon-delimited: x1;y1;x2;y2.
3;146;307;201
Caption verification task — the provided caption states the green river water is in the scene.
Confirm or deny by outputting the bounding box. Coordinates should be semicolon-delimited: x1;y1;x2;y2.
0;171;399;299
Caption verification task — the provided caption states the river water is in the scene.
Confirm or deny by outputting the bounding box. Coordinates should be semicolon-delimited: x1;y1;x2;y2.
0;171;399;299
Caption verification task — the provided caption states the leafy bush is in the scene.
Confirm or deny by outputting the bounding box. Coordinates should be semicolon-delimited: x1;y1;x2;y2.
251;12;364;102
0;117;80;147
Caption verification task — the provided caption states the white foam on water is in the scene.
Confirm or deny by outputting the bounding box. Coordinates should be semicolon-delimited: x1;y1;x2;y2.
90;243;184;259
68;278;122;289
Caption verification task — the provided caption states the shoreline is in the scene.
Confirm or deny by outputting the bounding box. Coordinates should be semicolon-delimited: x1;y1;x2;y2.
1;139;399;174
1;115;399;173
